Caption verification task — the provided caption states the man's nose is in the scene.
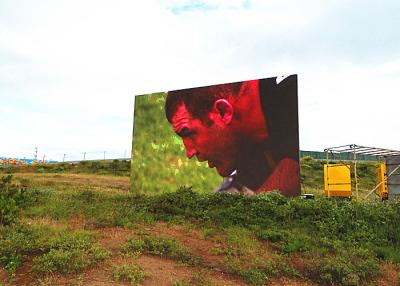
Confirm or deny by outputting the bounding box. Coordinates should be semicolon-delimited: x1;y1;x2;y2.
183;140;197;159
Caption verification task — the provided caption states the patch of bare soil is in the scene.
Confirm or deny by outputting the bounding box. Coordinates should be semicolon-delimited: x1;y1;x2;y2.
288;253;312;278
268;278;315;286
377;262;400;286
147;222;226;267
96;227;137;254
1;267;9;284
2;258;35;286
93;225;247;286
135;223;316;286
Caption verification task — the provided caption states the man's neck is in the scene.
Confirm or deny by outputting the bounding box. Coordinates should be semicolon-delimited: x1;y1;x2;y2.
236;144;274;191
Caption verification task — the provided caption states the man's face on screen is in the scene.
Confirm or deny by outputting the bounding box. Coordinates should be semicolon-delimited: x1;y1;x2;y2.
171;103;240;177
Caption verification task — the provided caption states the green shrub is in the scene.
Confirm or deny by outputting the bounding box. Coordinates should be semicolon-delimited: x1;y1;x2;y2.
256;228;313;254
374;244;400;263
122;235;201;266
32;248;90;274
121;237;145;257
0;224;110;275
112;263;146;285
32;237;110;275
211;227;255;257
307;248;379;285
0;224;51;274
172;279;190;286
0;175;40;225
1;254;21;275
0;175;19;225
224;256;296;286
191;269;212;286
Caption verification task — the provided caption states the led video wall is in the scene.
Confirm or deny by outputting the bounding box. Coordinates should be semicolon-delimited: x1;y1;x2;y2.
131;75;300;196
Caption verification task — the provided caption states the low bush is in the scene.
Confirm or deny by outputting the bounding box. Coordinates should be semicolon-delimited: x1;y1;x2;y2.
224;255;297;286
111;263;146;285
122;235;201;266
0;175;20;225
0;175;39;225
307;248;379;285
0;224;110;275
191;269;213;286
172;279;190;286
32;231;111;275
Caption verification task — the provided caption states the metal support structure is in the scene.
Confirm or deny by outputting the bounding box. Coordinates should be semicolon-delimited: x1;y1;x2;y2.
365;163;400;199
324;144;400;200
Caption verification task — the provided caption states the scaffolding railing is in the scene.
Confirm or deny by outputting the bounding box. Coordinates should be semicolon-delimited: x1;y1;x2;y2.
324;144;400;200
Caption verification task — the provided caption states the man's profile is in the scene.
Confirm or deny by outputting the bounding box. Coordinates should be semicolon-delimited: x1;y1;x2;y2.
165;75;300;197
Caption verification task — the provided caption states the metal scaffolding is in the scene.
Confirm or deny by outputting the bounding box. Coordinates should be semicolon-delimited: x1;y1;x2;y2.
324;144;400;200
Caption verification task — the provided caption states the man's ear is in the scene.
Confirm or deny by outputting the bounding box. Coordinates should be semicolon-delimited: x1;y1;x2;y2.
212;99;234;125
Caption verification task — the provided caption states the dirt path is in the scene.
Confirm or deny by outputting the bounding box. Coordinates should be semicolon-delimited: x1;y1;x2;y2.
93;224;247;286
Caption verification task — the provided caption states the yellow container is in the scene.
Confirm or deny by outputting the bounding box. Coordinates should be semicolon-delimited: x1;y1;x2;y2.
376;163;388;200
324;164;352;197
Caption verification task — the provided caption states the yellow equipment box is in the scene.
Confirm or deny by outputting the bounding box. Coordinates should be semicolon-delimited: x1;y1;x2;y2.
324;164;352;197
376;163;388;200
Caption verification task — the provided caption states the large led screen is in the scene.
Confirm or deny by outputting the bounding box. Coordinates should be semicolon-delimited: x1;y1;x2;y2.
131;75;300;196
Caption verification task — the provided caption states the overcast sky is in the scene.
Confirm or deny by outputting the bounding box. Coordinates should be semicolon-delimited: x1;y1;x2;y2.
1;0;399;161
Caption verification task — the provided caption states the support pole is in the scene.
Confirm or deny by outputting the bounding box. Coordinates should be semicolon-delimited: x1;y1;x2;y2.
326;150;330;197
353;145;358;201
34;147;38;162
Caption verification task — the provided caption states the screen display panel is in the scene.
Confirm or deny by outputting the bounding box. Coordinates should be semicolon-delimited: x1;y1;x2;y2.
131;75;300;196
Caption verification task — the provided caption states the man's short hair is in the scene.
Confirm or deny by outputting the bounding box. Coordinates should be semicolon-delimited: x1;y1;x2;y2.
165;82;242;123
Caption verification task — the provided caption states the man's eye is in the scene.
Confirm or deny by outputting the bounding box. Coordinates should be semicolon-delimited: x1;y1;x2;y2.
178;128;194;138
184;131;195;138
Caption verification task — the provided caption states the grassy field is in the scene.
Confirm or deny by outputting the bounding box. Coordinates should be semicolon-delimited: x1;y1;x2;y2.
0;160;131;177
1;167;400;285
1;93;398;285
